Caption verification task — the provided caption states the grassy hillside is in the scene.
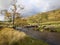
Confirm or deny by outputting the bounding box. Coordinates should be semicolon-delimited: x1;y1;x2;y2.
27;9;60;32
0;28;48;45
27;9;60;23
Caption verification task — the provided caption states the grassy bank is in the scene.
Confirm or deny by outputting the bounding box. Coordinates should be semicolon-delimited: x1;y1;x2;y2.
40;21;60;32
0;28;48;45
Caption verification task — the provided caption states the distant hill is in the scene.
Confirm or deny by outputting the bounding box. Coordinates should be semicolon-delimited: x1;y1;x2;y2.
27;9;60;24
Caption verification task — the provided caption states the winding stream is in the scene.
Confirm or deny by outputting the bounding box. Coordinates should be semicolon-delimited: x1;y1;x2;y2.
16;27;60;45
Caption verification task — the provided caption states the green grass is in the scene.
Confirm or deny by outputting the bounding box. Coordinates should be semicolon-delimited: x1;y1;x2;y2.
11;36;48;45
27;21;60;32
41;21;60;25
0;28;48;45
55;27;60;32
36;21;60;32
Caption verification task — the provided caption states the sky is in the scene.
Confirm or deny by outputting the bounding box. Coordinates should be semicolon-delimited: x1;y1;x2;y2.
17;0;60;17
0;0;60;20
0;15;4;21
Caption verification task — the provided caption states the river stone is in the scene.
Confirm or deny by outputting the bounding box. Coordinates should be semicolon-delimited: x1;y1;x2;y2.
43;25;57;32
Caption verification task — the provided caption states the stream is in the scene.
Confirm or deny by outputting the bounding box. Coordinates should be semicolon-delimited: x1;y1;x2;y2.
15;27;60;45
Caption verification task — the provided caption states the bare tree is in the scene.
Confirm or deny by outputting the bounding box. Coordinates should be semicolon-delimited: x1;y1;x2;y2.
10;0;24;27
0;0;24;27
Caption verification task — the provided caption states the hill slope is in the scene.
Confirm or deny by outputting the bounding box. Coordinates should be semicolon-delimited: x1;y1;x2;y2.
27;9;60;32
27;9;60;24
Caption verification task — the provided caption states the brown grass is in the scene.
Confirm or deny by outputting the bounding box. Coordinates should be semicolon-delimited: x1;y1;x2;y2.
0;28;48;45
0;28;26;45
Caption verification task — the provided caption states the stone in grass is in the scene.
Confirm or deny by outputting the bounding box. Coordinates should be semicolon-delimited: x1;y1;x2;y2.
43;25;57;32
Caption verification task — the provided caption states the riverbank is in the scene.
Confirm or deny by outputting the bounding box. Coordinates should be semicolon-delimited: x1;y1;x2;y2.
15;27;60;45
0;28;48;45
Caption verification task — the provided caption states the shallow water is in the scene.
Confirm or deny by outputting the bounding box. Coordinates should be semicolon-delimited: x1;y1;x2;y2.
16;27;60;45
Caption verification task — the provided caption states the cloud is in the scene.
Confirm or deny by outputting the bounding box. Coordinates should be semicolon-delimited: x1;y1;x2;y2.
0;14;4;21
48;0;60;10
17;0;51;16
0;0;60;17
23;0;60;16
0;0;12;10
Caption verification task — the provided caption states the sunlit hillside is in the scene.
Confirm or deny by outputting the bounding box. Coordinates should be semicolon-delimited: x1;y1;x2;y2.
27;9;60;23
27;9;60;32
